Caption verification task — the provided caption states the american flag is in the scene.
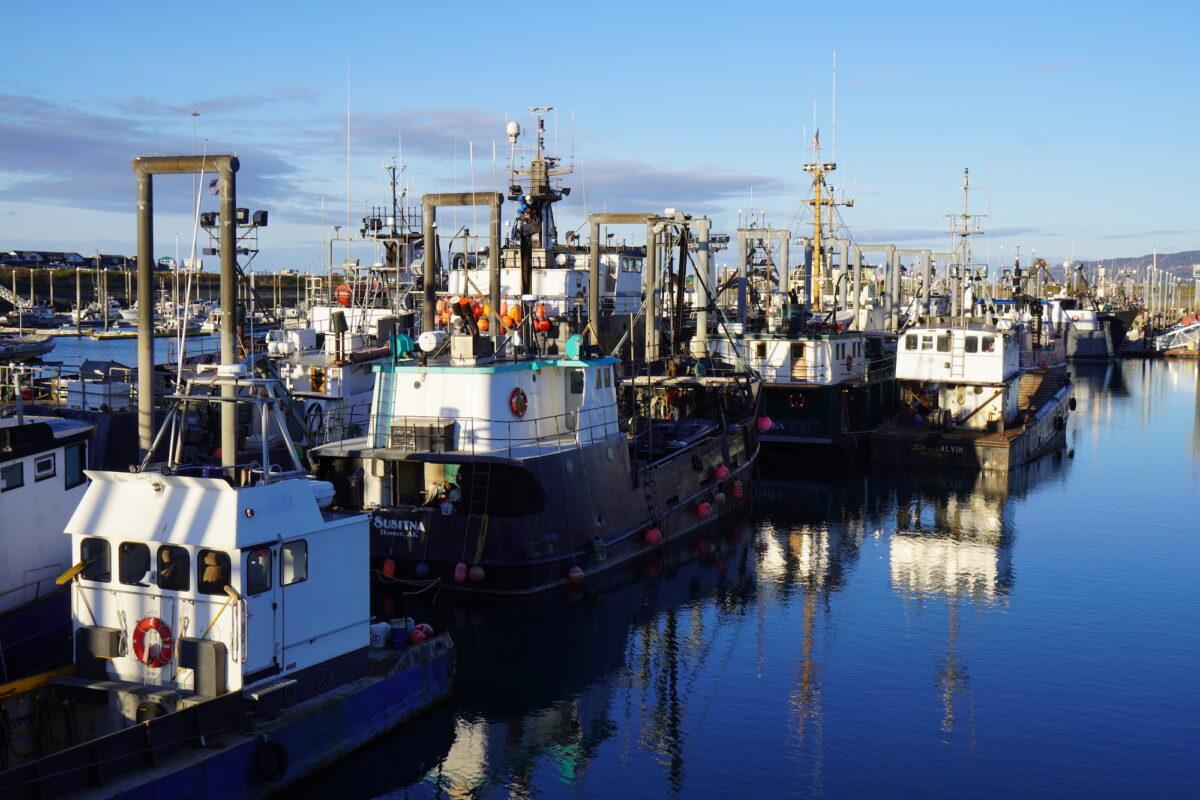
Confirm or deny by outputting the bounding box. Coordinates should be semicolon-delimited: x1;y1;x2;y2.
208;177;219;196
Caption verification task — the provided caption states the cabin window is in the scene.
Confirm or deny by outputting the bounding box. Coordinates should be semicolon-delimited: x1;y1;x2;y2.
936;334;951;352
982;336;995;352
65;442;86;489
282;541;308;586
246;548;272;596
920;335;933;350
34;454;55;481
965;336;979;354
1;462;23;492
80;538;111;582
595;368;603;389
604;368;612;389
198;550;231;595
156;545;190;591
118;542;151;585
569;369;585;395
755;342;767;359
905;334;917;350
791;343;805;360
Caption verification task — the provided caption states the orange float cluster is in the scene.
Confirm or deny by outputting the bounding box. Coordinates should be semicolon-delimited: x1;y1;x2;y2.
431;297;557;333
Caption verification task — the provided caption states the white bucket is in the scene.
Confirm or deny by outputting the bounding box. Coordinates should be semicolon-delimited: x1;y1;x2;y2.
369;622;390;648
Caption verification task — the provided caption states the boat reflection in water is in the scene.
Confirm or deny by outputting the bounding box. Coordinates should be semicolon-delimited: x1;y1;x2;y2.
304;449;1072;797
885;454;1068;741
358;513;758;797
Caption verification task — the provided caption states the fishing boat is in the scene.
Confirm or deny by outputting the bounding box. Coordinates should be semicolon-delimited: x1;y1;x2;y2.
710;136;898;462
0;333;55;361
0;372;453;799
872;324;1074;471
309;327;758;595
0;414;92;682
264;314;391;442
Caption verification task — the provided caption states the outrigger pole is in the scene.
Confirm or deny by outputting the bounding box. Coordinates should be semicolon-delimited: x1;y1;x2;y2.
133;155;239;469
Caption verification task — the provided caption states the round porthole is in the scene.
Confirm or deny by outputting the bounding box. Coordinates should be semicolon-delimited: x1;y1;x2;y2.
413;380;422;389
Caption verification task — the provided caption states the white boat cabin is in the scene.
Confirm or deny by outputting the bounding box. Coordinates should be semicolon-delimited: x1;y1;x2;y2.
0;416;92;615
897;326;1022;429
722;333;868;387
368;352;621;457
65;471;367;695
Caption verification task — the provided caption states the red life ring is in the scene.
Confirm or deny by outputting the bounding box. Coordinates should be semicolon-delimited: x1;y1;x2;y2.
132;616;174;669
509;387;528;418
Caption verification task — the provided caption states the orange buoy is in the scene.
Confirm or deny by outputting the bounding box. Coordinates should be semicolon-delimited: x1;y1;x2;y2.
645;527;662;546
731;480;744;500
409;627;428;645
536;303;547;319
567;565;585;584
335;283;353;307
509;304;524;323
696;501;714;519
478;317;490;332
454;562;468;583
714;464;731;481
757;416;773;434
500;300;509;317
436;299;446;313
381;558;396;578
468;565;485;583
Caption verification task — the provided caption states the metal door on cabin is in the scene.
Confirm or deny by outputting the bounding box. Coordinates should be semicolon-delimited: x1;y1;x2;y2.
241;544;280;680
790;343;808;381
565;368;585;430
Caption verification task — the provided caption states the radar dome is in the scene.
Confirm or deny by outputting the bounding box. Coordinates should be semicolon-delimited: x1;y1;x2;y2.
506;120;521;143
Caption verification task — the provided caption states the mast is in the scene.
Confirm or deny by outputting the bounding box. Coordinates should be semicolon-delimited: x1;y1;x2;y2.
803;132;852;310
508;107;573;296
946;168;985;322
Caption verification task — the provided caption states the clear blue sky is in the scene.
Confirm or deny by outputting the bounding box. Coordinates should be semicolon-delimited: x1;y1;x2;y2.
3;1;1197;270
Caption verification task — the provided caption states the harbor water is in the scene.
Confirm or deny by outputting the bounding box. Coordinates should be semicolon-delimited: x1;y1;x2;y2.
291;359;1198;799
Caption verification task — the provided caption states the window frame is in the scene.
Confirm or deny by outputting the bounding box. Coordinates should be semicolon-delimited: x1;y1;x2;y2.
965;336;979;354
64;442;86;490
34;454;56;482
905;334;917;351
920;335;933;351
118;541;151;586
198;549;232;596
982;336;996;353
245;548;273;596
156;545;191;592
80;537;111;583
568;369;585;395
281;540;308;587
935;334;952;353
1;462;24;492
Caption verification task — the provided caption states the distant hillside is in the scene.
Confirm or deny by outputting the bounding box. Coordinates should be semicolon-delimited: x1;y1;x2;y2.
1080;250;1200;278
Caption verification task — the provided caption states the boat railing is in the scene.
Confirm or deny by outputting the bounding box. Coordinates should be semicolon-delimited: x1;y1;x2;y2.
364;403;620;458
863;355;897;383
166;335;223;364
741;357;830;385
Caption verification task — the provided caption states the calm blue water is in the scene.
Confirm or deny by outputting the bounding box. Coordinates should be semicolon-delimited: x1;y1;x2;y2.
34;332;220;369
307;360;1199;798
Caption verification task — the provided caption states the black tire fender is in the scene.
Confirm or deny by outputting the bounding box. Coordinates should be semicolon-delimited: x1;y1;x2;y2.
254;739;288;782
